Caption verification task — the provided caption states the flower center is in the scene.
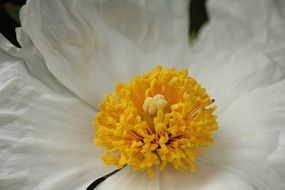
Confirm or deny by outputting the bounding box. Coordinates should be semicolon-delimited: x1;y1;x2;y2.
93;65;218;177
143;94;167;115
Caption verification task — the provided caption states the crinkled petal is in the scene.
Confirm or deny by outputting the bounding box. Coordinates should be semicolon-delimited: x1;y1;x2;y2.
95;0;189;50
15;28;72;96
195;0;285;76
20;0;189;107
188;46;283;114
184;0;285;113
179;0;285;114
0;36;114;189
194;0;285;52
201;80;285;189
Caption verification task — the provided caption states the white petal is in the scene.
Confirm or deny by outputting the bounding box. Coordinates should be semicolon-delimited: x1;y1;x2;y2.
188;46;283;113
201;80;285;189
160;164;255;190
194;0;285;51
95;0;189;50
185;0;285;114
96;164;257;190
188;0;285;89
268;131;285;187
15;28;72;95
20;0;189;107
95;166;159;190
0;37;114;189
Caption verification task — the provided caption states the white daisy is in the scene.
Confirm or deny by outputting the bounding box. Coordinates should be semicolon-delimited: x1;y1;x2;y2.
0;0;285;190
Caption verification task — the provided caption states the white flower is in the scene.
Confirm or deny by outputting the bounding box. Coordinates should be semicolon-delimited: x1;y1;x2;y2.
0;0;285;189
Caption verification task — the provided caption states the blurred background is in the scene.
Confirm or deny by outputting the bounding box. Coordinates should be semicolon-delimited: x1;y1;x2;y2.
0;0;208;47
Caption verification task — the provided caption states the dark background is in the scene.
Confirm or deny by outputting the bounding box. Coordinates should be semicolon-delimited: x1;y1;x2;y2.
0;0;208;48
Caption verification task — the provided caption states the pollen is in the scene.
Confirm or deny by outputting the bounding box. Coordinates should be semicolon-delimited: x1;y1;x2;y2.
93;65;218;177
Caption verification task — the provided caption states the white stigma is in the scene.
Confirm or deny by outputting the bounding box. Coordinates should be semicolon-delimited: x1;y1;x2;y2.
143;94;167;115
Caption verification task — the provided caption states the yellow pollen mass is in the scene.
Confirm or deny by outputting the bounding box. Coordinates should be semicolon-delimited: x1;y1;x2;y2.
93;65;218;177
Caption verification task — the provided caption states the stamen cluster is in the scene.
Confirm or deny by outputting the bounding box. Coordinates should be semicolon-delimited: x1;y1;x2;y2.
94;65;218;177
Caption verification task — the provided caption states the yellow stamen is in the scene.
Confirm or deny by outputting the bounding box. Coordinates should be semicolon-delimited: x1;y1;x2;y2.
93;65;218;177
